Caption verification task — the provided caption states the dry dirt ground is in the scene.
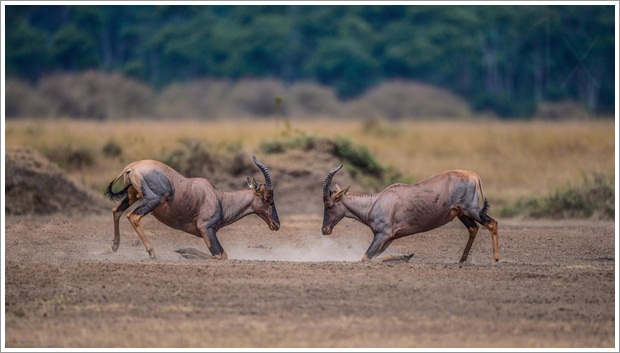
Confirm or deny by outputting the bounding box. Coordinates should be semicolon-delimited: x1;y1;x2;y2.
4;213;616;349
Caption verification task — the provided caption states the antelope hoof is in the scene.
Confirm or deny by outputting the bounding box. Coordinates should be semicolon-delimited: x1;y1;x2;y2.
215;251;228;260
401;253;415;262
111;241;119;252
148;250;156;259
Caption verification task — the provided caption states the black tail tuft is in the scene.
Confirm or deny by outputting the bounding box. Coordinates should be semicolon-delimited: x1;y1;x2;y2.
105;181;128;202
479;198;491;222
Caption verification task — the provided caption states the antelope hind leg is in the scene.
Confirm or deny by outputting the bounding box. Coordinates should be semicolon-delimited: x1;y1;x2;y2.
111;195;132;252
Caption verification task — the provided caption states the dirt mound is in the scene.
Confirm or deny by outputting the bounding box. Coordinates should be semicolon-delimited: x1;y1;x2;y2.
5;147;108;215
163;139;370;216
262;148;365;216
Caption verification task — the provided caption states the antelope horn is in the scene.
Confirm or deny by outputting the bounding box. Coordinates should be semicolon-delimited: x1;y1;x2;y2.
323;164;343;196
252;155;273;190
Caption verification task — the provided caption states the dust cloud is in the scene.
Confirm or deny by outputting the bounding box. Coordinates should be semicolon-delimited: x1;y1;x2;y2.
228;233;369;262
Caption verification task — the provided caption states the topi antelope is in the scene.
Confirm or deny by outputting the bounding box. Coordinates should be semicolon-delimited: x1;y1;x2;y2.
105;155;280;260
321;165;499;265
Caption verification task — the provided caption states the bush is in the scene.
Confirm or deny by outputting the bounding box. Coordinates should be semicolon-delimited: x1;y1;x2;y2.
5;78;52;118
332;136;383;179
42;144;96;171
501;172;614;220
534;100;592;121
163;139;215;178
473;94;536;119
287;82;342;117
38;71;155;119
229;78;287;117
162;139;254;187
348;81;473;120
155;78;234;119
102;140;123;158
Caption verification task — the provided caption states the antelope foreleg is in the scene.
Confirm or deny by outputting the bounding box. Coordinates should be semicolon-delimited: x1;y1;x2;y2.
198;227;228;260
361;233;412;263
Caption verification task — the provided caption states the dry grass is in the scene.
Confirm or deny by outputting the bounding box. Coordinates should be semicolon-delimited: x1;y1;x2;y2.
4;118;616;208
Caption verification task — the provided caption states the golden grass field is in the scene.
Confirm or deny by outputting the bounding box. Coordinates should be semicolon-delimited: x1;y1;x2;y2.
4;118;616;208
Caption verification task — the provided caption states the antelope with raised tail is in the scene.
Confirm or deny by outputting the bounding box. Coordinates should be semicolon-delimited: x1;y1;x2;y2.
321;165;499;265
105;155;280;260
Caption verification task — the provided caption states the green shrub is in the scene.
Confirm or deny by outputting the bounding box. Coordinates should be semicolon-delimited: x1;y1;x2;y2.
162;139;254;181
332;135;383;179
162;139;214;177
501;172;615;220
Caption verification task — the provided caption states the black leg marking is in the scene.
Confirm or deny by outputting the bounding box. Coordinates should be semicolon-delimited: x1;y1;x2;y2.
458;214;480;266
363;233;391;261
115;196;131;213
132;197;163;216
112;195;132;252
206;227;225;256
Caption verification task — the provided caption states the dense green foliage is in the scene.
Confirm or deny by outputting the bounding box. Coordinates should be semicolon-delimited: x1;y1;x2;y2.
5;5;616;117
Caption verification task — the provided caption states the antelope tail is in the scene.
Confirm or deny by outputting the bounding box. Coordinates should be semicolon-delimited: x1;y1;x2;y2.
479;198;491;222
477;177;492;222
105;173;129;202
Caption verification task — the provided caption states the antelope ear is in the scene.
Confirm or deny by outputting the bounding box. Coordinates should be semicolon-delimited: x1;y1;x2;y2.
335;186;350;201
247;177;259;191
253;177;262;191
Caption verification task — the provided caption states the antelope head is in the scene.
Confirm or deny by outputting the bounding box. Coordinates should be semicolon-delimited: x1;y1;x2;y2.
248;155;280;231
321;164;349;235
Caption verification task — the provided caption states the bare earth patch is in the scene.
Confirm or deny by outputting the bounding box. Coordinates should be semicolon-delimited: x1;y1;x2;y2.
5;147;107;216
4;214;615;348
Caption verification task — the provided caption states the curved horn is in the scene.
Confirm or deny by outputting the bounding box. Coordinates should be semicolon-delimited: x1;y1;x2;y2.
252;155;273;190
322;164;343;196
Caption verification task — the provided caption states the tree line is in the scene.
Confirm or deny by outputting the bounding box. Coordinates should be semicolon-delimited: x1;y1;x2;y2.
5;4;616;117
